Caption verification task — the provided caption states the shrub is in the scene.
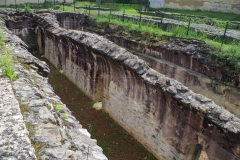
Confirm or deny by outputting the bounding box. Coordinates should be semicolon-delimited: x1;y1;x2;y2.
24;6;30;12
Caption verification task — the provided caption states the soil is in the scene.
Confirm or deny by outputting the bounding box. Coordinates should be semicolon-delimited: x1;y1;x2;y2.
37;55;157;160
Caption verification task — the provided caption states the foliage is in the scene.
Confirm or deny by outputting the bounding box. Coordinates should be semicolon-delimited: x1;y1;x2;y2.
0;28;19;81
91;14;240;72
61;113;67;120
24;5;30;11
55;104;63;111
0;54;19;81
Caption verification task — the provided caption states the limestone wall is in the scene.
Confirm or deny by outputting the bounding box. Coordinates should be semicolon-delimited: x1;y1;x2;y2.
164;0;240;14
34;11;240;160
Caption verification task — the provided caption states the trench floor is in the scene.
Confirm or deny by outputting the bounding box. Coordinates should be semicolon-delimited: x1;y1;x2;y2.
37;55;157;160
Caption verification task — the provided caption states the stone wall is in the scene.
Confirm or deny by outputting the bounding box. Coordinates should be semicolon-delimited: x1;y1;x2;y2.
33;11;240;160
164;0;240;14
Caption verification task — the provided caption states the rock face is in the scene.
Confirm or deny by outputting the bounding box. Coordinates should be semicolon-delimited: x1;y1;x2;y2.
107;35;240;117
2;9;240;160
0;10;107;160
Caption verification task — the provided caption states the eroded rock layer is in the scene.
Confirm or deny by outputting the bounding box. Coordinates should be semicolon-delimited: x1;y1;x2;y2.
1;9;240;160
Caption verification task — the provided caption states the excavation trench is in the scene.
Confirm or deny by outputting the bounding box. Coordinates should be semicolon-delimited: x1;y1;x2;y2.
36;55;157;160
4;11;157;159
3;10;240;160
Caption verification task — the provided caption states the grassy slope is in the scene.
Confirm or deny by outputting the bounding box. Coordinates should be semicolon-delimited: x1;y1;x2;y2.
60;2;240;21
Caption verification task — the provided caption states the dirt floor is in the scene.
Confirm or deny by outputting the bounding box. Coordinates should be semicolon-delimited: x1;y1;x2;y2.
38;55;157;160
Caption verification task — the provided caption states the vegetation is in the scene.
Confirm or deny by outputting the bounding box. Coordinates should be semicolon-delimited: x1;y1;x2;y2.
24;5;30;12
0;26;19;80
91;14;240;72
61;113;67;120
55;104;63;111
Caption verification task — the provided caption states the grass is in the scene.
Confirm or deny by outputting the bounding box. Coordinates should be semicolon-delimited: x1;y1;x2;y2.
0;26;19;80
159;8;240;21
91;14;240;72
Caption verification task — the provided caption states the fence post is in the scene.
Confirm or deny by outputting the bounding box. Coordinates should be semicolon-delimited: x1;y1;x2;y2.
186;18;191;36
54;0;55;10
139;12;142;25
89;5;90;15
122;9;125;22
63;2;64;11
160;14;164;26
38;0;39;9
221;21;229;46
15;0;16;9
5;0;6;8
122;0;124;6
98;6;100;16
109;8;111;22
74;0;75;12
130;0;132;6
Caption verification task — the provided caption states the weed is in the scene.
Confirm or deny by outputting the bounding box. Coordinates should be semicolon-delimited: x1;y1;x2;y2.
19;103;31;115
87;124;93;134
55;104;63;111
62;113;68;120
0;26;19;81
0;52;19;81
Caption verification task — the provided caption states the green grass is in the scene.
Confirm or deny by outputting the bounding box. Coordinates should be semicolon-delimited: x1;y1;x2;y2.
159;8;240;21
91;15;240;71
0;54;19;80
0;27;19;81
58;1;142;15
